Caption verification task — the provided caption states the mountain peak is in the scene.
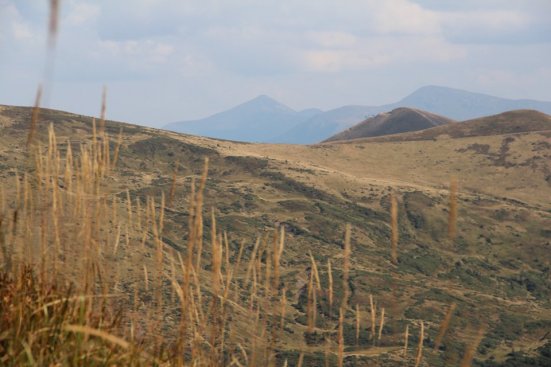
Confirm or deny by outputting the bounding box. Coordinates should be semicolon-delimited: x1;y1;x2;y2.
252;94;275;102
404;85;490;100
235;95;295;114
163;94;308;142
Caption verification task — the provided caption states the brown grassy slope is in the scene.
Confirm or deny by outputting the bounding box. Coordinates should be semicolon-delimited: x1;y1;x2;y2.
1;104;550;366
323;108;454;142
346;109;551;143
243;110;551;207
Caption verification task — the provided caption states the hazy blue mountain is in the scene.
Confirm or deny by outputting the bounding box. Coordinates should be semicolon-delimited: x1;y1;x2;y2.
163;95;322;143
397;85;551;120
272;105;388;144
276;86;551;144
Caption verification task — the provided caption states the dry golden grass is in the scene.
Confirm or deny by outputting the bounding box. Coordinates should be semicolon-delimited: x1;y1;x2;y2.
338;308;344;367
448;177;458;240
414;321;424;367
370;294;376;342
243;131;551;206
460;327;486;367
48;0;59;48
390;194;398;265
26;86;42;148
327;259;334;317
342;224;351;309
378;307;386;342
403;324;409;357
355;303;361;345
434;303;457;351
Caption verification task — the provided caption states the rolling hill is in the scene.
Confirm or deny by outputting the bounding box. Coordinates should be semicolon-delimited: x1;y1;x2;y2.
349;109;551;143
323;108;454;142
1;104;550;366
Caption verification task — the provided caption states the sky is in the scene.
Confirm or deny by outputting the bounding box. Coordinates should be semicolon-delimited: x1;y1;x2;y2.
1;0;551;127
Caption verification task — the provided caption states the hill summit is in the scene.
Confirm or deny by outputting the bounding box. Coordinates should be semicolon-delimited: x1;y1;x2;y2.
351;109;551;143
323;107;454;142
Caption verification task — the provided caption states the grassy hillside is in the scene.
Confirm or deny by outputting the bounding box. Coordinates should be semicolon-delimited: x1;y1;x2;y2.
0;104;550;366
355;110;551;143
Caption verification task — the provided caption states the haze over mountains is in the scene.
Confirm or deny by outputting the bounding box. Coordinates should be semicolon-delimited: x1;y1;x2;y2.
164;95;321;142
164;85;551;144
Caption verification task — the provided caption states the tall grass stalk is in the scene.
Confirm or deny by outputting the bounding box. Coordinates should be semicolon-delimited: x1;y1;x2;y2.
434;303;457;351
378;307;386;341
342;224;351;309
338;307;344;367
26;86;42;148
448;177;458;240
390;194;398;265
403;324;409;357
414;321;424;367
460;327;485;367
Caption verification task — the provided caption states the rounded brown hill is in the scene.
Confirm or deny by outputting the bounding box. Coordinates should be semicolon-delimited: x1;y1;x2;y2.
348;109;551;143
323;107;454;142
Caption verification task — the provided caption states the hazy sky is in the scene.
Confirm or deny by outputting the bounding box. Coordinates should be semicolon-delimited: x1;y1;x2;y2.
1;0;551;126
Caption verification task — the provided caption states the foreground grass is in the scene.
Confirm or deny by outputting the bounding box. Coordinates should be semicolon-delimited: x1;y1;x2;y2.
0;266;148;366
0;121;430;366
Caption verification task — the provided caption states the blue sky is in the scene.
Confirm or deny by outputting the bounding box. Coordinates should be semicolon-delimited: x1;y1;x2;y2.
1;0;550;126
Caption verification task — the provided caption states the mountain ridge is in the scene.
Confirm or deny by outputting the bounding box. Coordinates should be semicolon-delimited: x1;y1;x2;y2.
164;95;322;143
285;86;551;144
166;86;551;144
397;85;551;120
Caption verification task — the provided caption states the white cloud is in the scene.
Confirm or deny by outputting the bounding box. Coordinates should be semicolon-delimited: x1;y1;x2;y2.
368;0;441;35
301;49;388;73
11;19;33;40
299;34;466;73
97;39;175;65
205;26;266;42
65;2;100;26
457;10;528;30
175;53;215;77
305;31;358;49
0;3;31;42
439;9;531;43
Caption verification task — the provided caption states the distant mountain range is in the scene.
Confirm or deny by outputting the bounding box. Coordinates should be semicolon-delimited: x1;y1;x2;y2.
164;95;321;142
164;86;551;144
